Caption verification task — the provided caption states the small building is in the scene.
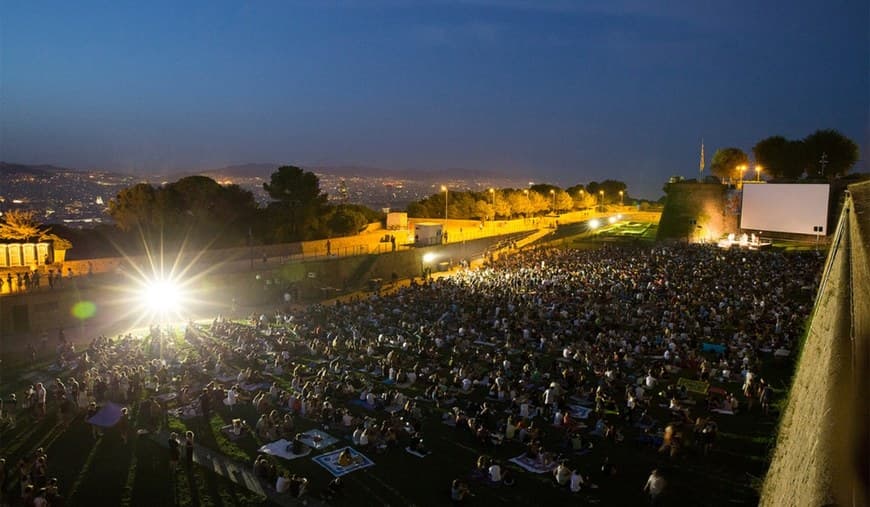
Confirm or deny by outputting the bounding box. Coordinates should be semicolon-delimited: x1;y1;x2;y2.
386;211;408;230
413;222;443;246
0;241;54;269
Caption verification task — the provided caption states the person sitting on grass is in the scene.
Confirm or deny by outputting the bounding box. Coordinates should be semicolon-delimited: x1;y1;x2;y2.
255;414;269;439
275;470;291;493
409;432;429;455
288;474;308;499
554;460;572;486
451;479;471;503
501;467;516;487
253;455;275;483
475;454;491;477
221;418;249;439
488;461;502;483
291;433;306;455
337;448;356;467
279;413;295;440
320;477;344;502
570;468;594;493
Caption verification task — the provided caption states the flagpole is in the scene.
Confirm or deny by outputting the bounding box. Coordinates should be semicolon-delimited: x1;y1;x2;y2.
699;138;705;176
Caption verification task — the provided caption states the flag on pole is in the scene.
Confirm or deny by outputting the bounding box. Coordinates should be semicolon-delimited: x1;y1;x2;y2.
699;138;705;175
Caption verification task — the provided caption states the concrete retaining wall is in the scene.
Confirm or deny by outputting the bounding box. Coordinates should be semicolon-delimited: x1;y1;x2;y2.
761;181;869;507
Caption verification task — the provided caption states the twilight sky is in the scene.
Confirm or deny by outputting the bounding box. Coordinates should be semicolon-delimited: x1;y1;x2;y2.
1;0;867;198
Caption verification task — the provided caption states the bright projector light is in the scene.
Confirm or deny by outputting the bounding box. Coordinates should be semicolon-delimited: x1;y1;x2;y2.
608;216;617;224
422;253;437;263
142;279;181;313
589;219;600;229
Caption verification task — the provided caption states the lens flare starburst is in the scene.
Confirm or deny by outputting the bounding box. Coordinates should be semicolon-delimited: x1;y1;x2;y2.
104;230;223;329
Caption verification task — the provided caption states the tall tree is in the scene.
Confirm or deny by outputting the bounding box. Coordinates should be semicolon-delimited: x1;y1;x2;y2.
0;209;49;241
108;183;162;232
263;166;328;240
555;190;574;212
709;147;749;181
752;136;789;178
598;180;628;204
166;176;258;246
802;129;860;178
493;190;513;218
506;190;531;217
528;191;549;215
325;205;370;235
781;140;808;179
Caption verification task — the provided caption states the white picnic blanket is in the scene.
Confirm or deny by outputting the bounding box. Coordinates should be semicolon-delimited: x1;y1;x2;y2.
257;439;311;460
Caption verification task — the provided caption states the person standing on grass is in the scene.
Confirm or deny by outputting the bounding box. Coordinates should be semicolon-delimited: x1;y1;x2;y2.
168;433;180;473
86;401;101;438
184;431;195;469
35;383;46;420
0;458;6;505
3;394;17;428
759;380;773;416
117;407;129;444
643;468;666;506
199;388;211;418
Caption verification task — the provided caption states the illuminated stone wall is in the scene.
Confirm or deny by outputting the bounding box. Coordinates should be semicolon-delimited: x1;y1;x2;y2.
657;182;738;242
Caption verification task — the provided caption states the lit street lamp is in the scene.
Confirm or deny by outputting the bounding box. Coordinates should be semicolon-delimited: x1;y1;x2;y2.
549;189;556;213
755;165;762;182
441;185;448;223
523;189;530;216
489;188;496;221
618;190;624;206
599;190;604;211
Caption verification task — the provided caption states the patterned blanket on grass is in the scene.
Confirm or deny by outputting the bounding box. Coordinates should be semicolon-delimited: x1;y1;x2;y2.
312;447;374;477
508;453;557;474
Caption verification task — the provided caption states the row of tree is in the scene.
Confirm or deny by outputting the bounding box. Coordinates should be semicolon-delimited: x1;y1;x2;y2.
4;166;633;258
709;129;859;182
108;167;381;247
406;180;629;220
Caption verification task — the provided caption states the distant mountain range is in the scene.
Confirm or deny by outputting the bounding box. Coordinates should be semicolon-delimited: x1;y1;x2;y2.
0;161;77;176
3;161;517;184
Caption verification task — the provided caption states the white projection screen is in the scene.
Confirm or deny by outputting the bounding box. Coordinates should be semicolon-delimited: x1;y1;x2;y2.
740;183;830;235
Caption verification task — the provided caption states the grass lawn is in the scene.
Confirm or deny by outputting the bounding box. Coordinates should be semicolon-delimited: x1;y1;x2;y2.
0;319;795;507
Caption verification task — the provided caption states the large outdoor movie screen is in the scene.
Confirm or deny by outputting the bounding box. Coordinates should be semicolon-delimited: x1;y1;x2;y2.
740;183;830;235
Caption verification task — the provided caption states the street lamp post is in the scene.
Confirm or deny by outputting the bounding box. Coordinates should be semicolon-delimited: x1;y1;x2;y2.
441;185;448;223
489;188;496;222
755;165;762;182
549;189;556;214
618;190;624;206
737;164;747;185
599;190;604;212
523;189;530;218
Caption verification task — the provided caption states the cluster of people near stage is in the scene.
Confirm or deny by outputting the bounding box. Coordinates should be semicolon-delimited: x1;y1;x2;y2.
1;243;822;504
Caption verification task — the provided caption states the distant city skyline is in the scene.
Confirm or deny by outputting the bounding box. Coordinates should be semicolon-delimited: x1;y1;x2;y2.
2;0;867;198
